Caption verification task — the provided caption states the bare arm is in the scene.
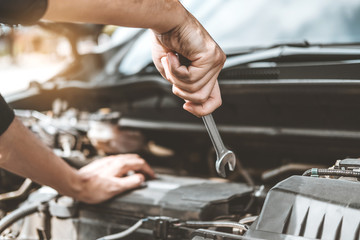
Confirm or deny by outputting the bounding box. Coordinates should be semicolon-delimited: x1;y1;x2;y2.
44;0;226;116
0;118;155;204
0;0;225;204
43;0;186;35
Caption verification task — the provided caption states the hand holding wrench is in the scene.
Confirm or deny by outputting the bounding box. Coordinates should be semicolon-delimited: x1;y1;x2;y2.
202;114;236;177
174;54;234;176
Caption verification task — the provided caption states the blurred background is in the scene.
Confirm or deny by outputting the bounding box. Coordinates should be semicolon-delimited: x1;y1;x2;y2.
0;23;115;95
0;25;67;94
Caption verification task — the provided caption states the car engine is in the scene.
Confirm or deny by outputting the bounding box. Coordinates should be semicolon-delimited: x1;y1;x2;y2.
2;1;360;238
0;108;359;240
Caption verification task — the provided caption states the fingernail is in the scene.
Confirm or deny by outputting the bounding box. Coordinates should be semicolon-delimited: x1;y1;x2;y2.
161;56;167;66
138;174;145;183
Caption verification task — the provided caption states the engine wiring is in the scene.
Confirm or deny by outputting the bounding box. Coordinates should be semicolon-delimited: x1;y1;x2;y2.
96;218;148;240
303;168;360;178
174;220;249;232
0;202;51;235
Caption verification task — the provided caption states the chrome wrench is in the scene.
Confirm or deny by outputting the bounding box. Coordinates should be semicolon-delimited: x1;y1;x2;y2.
202;114;236;177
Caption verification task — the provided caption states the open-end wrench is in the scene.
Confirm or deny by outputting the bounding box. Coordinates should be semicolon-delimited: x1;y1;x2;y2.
202;114;236;177
175;54;235;176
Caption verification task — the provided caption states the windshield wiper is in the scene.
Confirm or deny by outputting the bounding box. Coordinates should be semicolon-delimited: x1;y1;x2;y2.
226;40;360;56
224;43;360;69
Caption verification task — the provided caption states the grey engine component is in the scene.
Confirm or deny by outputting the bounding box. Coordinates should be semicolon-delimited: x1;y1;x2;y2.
244;176;360;240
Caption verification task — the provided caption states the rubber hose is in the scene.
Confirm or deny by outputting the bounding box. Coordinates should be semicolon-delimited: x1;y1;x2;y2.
303;168;360;178
0;203;40;234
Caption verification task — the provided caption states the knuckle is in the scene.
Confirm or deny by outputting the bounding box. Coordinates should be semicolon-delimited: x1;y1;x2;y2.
215;51;226;66
222;51;227;61
212;47;226;65
221;53;226;65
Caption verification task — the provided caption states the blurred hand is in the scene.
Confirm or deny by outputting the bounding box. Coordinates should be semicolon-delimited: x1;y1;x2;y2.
75;154;155;204
152;11;226;117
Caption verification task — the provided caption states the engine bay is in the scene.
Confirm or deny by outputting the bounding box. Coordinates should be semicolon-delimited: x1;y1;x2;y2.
0;107;359;240
2;1;360;239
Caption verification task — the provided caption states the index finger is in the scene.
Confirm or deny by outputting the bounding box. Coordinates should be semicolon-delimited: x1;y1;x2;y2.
117;157;156;179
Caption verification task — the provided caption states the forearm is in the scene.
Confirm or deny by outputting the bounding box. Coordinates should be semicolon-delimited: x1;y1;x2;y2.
0;118;155;204
43;0;188;33
0;118;82;198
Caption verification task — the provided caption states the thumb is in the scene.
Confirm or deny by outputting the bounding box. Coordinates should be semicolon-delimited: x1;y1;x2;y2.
167;52;181;68
161;56;171;82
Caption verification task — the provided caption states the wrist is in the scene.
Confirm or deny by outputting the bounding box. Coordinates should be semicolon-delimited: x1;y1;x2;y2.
151;1;189;34
67;168;88;202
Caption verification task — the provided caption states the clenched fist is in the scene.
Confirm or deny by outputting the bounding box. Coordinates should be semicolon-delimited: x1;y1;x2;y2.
152;10;226;117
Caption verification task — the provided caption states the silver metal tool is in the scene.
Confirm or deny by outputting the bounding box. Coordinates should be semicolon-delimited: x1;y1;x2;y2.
202;114;236;177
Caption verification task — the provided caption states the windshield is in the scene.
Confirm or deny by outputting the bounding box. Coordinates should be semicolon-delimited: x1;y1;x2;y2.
117;0;360;75
184;0;360;51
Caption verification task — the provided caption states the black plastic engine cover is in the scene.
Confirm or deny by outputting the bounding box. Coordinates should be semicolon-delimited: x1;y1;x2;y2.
74;175;253;239
245;176;360;240
81;175;253;221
